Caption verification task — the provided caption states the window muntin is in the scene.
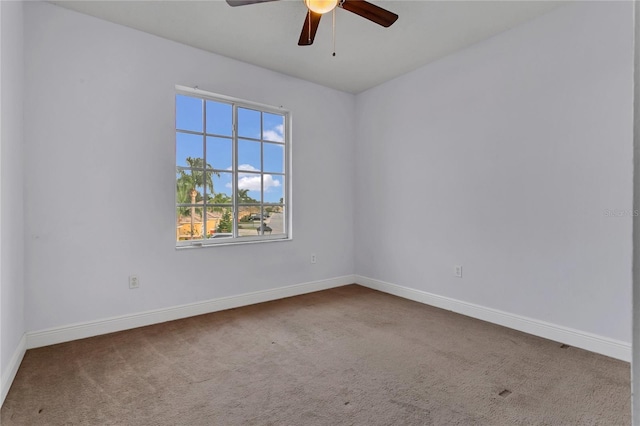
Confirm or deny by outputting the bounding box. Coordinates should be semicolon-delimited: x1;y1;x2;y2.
175;89;289;247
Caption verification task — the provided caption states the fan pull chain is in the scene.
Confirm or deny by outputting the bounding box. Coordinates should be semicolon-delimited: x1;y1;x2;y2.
308;10;312;44
332;8;336;57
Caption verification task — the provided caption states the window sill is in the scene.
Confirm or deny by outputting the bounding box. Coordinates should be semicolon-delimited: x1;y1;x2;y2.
175;236;292;250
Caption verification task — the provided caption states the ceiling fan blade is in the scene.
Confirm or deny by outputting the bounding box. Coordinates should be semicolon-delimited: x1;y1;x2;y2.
298;11;322;46
340;0;398;27
226;0;280;6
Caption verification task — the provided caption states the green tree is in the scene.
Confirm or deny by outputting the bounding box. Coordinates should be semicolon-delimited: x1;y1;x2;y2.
210;192;232;212
238;188;258;203
176;157;219;239
176;157;217;203
216;209;233;233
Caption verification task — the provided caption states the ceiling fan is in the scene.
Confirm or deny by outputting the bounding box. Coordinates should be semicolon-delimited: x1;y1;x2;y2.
226;0;399;46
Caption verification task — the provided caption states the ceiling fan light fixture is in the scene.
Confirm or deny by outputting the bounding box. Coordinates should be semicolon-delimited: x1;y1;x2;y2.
304;0;338;14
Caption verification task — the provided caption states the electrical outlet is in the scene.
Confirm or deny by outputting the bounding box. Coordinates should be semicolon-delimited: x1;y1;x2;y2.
311;253;317;264
454;265;462;278
129;275;139;289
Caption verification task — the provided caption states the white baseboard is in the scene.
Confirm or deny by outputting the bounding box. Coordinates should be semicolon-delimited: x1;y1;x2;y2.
27;275;356;350
1;334;26;406
355;275;631;362
11;272;628;409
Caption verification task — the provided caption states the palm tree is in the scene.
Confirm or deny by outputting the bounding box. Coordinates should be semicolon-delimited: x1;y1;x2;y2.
210;193;232;212
176;157;219;239
238;188;258;203
210;193;231;203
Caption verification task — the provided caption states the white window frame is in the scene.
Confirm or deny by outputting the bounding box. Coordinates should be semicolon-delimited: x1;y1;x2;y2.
175;85;291;248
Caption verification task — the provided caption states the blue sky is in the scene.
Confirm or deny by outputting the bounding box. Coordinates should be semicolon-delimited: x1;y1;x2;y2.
176;95;284;203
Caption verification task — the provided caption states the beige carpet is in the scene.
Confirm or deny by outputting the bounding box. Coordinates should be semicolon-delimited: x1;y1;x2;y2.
1;285;631;425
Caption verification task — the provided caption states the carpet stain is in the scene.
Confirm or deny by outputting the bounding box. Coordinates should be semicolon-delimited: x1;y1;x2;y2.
390;399;429;413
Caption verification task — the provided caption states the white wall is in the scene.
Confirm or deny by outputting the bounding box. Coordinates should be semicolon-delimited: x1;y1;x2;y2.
17;0;634;356
1;0;25;398
355;2;633;343
23;1;355;332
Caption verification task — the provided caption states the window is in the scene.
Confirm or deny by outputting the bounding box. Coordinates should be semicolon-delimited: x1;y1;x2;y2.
175;87;289;247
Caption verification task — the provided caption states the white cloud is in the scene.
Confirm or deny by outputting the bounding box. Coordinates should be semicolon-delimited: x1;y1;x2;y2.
237;174;281;192
237;164;258;172
263;124;284;142
225;165;281;193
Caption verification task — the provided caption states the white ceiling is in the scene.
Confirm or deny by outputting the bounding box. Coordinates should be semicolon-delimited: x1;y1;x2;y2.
51;0;566;94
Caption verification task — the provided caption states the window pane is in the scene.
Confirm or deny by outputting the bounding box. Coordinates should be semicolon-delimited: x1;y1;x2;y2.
176;207;204;241
211;172;233;201
263;113;284;142
176;207;192;241
238;140;261;171
176;95;203;132
208;206;233;239
176;171;204;204
206;100;232;136
176;133;203;168
256;207;273;236
179;156;210;172
238;108;261;139
264;206;285;236
238;206;262;237
206;137;232;171
238;173;262;203
263;143;284;173
263;174;283;203
202;206;226;239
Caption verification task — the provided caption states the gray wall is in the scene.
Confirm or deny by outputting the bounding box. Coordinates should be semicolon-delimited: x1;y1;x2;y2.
354;1;633;343
0;0;25;399
23;1;355;332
